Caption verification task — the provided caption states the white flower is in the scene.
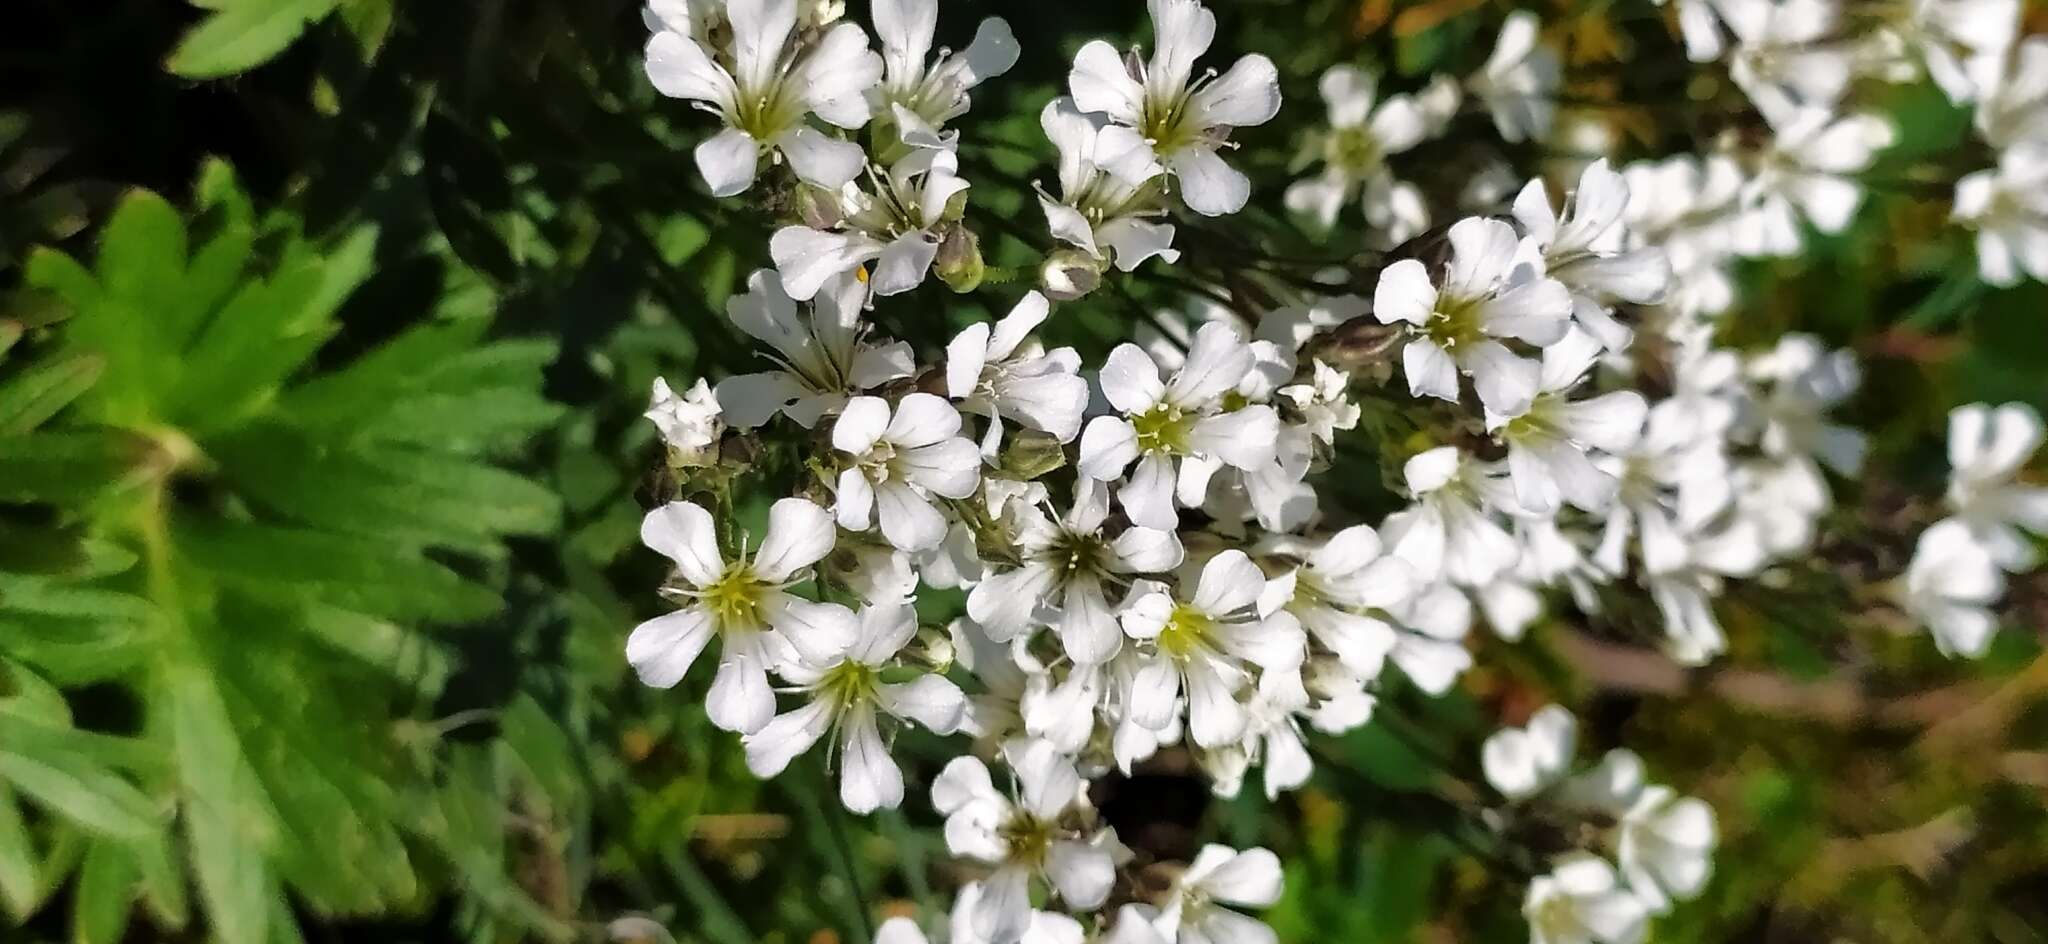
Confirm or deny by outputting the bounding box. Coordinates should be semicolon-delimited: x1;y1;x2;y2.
1882;0;2017;104
1523;853;1650;944
1899;518;2007;658
1067;0;1281;216
1617;786;1717;914
869;0;1019;148
833;393;982;552
644;0;881;196
1278;359;1361;445
645;376;724;462
1374;217;1573;415
1122;550;1306;748
1655;0;1734;61
1723;0;1852;119
1488;329;1649;516
933;742;1123;944
1952;145;2048;287
1284;66;1435;231
742;603;965;812
946;291;1091;452
1382;582;1477;694
1747;334;1868;481
1257;525;1416;679
627;498;855;733
1643;520;1767;664
714;269;914;428
1945;401;2048;569
946;883;1088;944
1734;110;1893;257
1384;446;1524;588
1079;322;1281;530
1469;12;1560;143
1038;98;1180;273
1975;36;2048;149
968;483;1184;663
1512;160;1671;350
771;147;971;299
1482;704;1577;800
1150;844;1284;944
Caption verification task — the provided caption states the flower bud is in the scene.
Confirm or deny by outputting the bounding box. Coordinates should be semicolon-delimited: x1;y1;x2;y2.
1040;249;1103;301
934;224;985;293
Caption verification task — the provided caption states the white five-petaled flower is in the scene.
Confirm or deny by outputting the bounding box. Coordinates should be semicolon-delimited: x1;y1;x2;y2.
833;393;982;552
1257;525;1417;680
1617;785;1717;914
1067;0;1282;216
869;0;1019;149
1149;843;1284;944
1512;160;1671;351
1469;11;1560;143
714;269;914;429
742;602;965;813
1945;401;2048;570
1375;217;1573;415
644;0;882;196
1079;321;1281;530
1899;518;2007;658
627;498;854;734
1383;445;1523;589
1952;145;2048;288
1974;36;2048;149
1734;109;1894;257
1523;853;1650;944
1038;98;1181;273
771;147;971;299
1284;65;1437;233
968;483;1184;664
1488;328;1650;517
1482;704;1578;800
933;741;1124;944
1122;550;1306;749
645;376;724;463
946;291;1091;453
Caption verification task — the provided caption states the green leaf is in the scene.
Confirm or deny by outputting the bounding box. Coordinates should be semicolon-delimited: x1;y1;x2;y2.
94;191;187;306
0;787;38;921
336;0;395;58
0;749;159;840
72;840;140;944
0;430;159;505
167;659;274;944
165;0;343;79
0;350;104;433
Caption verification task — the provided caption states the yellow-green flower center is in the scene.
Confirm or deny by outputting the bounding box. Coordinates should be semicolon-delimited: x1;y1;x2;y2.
1132;403;1193;454
1425;295;1487;351
1156;603;1214;661
1323;125;1384;176
817;659;880;710
999;811;1055;866
701;564;769;632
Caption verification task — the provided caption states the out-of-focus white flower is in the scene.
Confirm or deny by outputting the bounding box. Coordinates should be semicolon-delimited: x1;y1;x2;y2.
1483;704;1578;800
1617;785;1717;914
1384;446;1523;588
1079;322;1281;529
714;270;914;429
1643;520;1767;664
771;148;971;299
946;291;1090;452
1488;329;1649;516
968;483;1184;663
1037;98;1180;274
645;376;724;463
1654;0;1734;61
945;883;1088;944
1279;359;1362;445
1122;551;1305;748
1975;36;2048;149
628;498;855;733
1953;145;2048;287
742;603;964;812
1258;525;1417;680
832;393;982;552
1150;844;1284;944
1899;519;2006;658
1722;0;1852;119
869;0;1018;148
1375;217;1573;415
1734;110;1894;257
1877;0;2018;104
1285;66;1436;233
1068;0;1281;215
1513;160;1671;351
1470;12;1560;143
933;742;1124;944
1523;853;1650;944
1945;402;2048;569
1747;334;1868;481
644;0;882;195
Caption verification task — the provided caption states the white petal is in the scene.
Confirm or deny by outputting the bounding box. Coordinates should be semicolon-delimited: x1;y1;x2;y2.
641;501;724;585
834;395;892;454
880;675;967;733
1169;147;1252;216
695;128;761;197
1100;344;1167;414
1402;340;1461;402
877;482;948;552
1190;54;1281;127
706;636;776;733
626;608;715;688
773;127;866;188
770;226;883;301
752;497;840;581
743;698;834;777
1068;40;1145;124
1373;259;1439;327
838;711;905;813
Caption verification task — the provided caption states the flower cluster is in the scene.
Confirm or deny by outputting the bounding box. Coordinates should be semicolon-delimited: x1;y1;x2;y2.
631;1;2046;941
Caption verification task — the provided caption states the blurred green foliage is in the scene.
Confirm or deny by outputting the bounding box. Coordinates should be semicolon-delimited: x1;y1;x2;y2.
3;0;2047;942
